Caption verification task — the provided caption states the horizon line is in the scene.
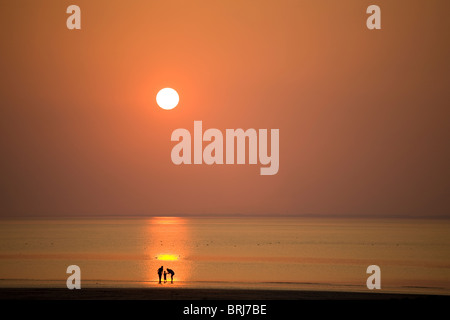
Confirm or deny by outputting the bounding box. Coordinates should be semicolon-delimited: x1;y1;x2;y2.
0;213;449;220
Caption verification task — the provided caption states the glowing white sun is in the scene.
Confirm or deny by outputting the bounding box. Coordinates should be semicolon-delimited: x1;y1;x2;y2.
156;88;179;110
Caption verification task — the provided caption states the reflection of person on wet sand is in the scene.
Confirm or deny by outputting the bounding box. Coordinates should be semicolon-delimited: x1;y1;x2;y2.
157;266;163;284
163;271;167;283
167;268;175;284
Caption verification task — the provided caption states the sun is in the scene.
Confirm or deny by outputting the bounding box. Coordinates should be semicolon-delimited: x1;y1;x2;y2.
156;88;179;110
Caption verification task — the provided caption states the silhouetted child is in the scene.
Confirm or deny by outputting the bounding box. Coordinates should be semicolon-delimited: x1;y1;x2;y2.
163;271;167;283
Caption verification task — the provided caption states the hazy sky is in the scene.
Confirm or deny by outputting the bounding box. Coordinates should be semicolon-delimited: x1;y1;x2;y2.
0;1;449;218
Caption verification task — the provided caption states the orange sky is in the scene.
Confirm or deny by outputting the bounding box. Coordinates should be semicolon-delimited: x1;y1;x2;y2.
0;1;449;217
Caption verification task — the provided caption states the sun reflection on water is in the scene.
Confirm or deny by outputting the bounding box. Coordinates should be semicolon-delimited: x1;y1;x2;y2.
144;217;190;286
156;254;180;261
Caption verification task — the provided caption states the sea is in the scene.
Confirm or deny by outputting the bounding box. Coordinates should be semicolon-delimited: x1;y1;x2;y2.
0;217;449;295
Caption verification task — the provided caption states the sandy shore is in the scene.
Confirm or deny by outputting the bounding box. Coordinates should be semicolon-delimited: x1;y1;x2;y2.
0;288;441;300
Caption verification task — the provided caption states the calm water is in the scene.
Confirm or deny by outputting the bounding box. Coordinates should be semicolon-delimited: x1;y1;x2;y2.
0;217;449;295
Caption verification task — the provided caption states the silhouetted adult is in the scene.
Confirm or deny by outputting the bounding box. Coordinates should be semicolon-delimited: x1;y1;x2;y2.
167;268;175;284
157;266;164;284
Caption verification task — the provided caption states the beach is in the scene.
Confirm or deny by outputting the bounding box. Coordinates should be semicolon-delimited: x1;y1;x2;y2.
0;287;440;300
1;217;450;297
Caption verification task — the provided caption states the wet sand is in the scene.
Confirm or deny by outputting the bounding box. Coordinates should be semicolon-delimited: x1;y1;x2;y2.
0;288;441;300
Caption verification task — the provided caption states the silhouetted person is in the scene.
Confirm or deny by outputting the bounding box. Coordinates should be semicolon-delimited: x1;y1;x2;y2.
157;266;163;284
167;268;175;284
163;271;167;283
